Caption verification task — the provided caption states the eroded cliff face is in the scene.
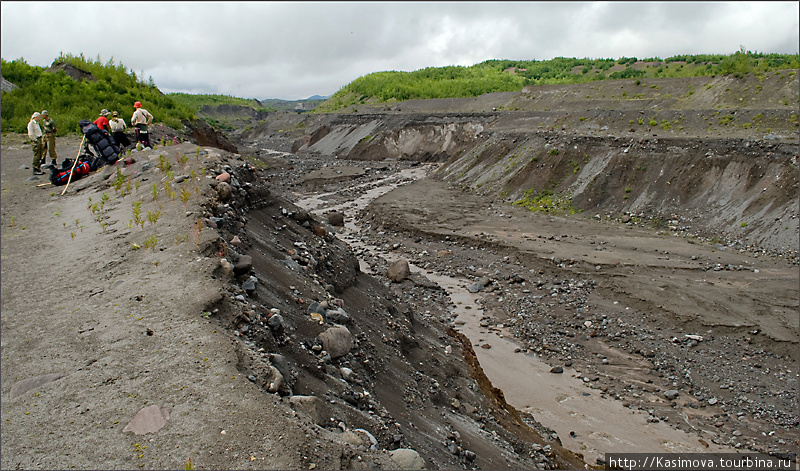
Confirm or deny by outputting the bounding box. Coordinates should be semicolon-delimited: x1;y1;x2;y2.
239;72;799;257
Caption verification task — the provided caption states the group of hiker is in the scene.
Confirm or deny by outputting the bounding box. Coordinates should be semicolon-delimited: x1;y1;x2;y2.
27;101;153;176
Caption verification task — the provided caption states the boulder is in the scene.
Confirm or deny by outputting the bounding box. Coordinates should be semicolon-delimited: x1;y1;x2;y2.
327;212;345;226
233;255;253;276
389;449;426;470
318;325;353;359
215;181;232;202
387;259;411;282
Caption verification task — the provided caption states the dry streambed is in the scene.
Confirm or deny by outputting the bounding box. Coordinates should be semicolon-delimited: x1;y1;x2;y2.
292;164;748;464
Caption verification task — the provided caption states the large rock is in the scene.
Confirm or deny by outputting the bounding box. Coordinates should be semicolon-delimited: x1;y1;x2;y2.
327;212;345;226
233;255;253;276
387;259;411;282
389;449;425;470
215;181;232;202
318;325;353;359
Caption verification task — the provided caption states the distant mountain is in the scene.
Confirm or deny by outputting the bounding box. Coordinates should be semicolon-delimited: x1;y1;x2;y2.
305;95;330;100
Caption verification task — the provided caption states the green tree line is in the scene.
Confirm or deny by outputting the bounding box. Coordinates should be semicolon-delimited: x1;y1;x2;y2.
1;53;195;135
317;50;799;111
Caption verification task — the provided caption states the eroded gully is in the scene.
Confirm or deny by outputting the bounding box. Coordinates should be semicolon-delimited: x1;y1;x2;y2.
291;163;736;464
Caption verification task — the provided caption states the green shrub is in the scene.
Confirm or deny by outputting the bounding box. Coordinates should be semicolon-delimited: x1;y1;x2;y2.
1;53;195;134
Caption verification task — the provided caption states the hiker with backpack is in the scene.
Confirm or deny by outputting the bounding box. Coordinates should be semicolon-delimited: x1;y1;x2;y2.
130;101;153;149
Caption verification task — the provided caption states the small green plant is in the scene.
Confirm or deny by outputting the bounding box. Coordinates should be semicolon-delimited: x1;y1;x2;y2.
548;148;559;155
100;193;109;210
638;118;643;125
132;201;144;228
112;168;126;193
740;222;748;227
157;154;171;173
10;216;16;227
151;183;159;201
146;210;161;226
625;187;631;193
180;187;191;207
193;218;204;245
649;118;658;126
142;235;158;251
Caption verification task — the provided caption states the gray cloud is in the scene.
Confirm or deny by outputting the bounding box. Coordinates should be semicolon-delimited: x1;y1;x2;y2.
2;1;797;100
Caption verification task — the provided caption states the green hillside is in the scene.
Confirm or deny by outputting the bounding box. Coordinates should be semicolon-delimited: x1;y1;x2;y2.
1;53;195;136
316;50;799;112
168;93;269;112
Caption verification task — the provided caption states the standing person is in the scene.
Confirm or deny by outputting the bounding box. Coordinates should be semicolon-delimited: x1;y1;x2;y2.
40;110;58;166
27;111;45;175
94;109;111;132
130;101;153;148
109;111;131;151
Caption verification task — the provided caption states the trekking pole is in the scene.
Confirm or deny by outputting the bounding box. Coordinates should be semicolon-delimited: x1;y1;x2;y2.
61;135;86;196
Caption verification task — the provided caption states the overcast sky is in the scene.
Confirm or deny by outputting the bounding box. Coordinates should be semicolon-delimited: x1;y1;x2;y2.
2;1;798;100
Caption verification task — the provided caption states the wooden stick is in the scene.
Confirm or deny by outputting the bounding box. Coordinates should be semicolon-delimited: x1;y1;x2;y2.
60;135;86;196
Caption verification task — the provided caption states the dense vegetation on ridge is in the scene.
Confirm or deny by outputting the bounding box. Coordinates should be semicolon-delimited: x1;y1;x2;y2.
1;53;195;135
316;49;799;112
2;49;798;132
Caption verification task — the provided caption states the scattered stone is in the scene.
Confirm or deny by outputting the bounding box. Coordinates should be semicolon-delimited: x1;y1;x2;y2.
664;390;680;401
122;405;171;435
325;307;351;324
215;172;231;183
242;277;257;295
340;367;355;381
268;313;283;331
550;365;564;374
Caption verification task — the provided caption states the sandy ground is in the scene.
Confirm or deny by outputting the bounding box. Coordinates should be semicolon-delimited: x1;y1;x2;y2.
0;134;400;471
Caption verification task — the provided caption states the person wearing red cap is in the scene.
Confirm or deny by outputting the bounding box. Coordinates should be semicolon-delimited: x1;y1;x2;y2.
131;101;153;148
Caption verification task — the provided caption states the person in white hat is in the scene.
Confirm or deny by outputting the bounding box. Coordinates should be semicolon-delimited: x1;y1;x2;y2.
27;111;45;175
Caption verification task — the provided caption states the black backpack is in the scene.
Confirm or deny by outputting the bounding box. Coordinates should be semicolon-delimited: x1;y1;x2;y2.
79;119;121;165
